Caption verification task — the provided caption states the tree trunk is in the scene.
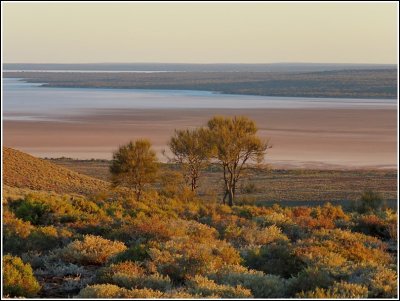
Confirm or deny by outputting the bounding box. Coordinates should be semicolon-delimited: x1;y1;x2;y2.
222;189;228;205
228;187;234;206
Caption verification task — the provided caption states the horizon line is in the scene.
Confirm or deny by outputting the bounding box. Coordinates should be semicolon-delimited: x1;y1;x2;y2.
3;62;398;66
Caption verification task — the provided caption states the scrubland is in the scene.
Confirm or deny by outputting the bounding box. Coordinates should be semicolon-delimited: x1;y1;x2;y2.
2;149;398;298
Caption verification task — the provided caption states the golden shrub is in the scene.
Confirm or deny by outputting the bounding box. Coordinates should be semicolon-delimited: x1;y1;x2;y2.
3;255;41;297
60;235;127;265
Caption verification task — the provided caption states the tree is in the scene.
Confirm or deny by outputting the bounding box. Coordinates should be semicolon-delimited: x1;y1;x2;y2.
207;116;270;206
110;139;158;201
167;128;212;192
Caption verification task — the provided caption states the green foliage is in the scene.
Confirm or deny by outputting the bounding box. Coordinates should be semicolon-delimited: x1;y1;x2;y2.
168;128;212;192
3;255;41;297
112;243;150;263
13;196;51;225
243;241;304;278
110;139;159;201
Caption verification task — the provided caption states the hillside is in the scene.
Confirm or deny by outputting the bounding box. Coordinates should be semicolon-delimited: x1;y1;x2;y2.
3;147;108;195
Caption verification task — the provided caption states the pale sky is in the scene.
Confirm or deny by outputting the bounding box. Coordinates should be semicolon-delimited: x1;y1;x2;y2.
2;2;398;64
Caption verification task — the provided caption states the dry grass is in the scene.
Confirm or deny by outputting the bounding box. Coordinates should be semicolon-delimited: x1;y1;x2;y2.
3;147;109;195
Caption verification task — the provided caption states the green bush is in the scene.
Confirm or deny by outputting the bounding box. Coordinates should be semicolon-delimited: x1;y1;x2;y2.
111;243;150;263
3;255;41;297
14;197;51;225
243;241;304;278
353;190;386;214
288;266;334;295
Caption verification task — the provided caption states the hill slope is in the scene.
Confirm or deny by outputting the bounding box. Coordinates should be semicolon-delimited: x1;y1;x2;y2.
3;147;109;195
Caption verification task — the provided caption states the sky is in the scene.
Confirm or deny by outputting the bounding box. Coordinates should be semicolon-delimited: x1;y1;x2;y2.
2;2;398;64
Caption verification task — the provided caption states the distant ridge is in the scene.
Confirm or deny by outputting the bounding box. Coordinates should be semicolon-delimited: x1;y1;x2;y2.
4;62;397;73
3;147;109;195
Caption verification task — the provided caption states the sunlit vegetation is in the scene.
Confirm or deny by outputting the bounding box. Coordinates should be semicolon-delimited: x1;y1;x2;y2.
3;183;397;298
2;115;398;298
3;255;41;298
3;147;108;195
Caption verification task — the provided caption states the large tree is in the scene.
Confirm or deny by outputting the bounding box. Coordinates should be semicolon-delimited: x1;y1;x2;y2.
110;139;159;201
207;116;270;206
168;128;211;192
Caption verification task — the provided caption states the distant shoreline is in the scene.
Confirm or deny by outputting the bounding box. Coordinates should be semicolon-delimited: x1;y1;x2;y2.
4;68;397;99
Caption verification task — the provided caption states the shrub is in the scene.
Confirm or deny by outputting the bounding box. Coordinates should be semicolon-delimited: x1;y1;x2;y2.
97;261;172;291
307;229;391;265
3;209;34;254
297;281;369;298
13;197;51;225
350;265;398;298
76;284;164;298
243;241;304;278
291;203;348;229
225;224;289;247
111;243;150;263
288;266;334;295
353;190;386;214
367;267;398;298
353;214;388;239
3;255;41;297
60;235;127;265
27;226;73;251
207;265;287;298
109;214;217;244
186;275;252;298
148;236;241;282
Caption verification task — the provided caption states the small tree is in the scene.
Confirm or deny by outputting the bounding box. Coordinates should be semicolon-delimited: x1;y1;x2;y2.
110;139;158;201
168;128;211;192
207;116;270;206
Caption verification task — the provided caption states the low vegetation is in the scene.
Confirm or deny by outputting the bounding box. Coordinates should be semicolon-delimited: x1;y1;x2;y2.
2;115;398;299
2;183;397;298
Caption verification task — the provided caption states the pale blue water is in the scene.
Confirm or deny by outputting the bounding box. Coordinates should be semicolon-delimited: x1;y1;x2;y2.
3;78;396;121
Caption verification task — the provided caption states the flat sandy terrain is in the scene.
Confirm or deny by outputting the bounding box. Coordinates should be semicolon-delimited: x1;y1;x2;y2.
3;108;397;169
